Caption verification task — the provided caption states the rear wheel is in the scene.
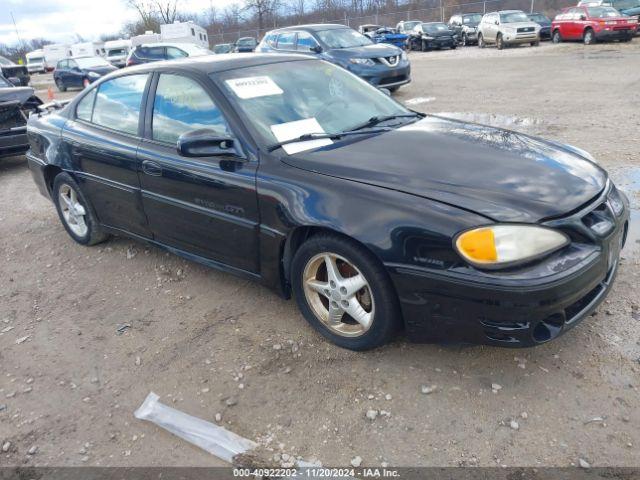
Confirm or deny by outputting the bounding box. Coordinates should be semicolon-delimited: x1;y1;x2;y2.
55;78;66;92
497;33;504;50
52;173;109;246
421;39;429;51
583;28;595;45
552;30;562;43
531;40;540;46
291;234;401;350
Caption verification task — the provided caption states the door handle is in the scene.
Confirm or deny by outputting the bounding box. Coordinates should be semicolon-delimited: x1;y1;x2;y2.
141;160;162;176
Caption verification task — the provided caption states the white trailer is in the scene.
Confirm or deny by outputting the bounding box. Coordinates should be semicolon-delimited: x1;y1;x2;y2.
42;44;71;71
26;49;46;73
160;21;209;47
104;39;132;68
71;42;106;58
131;31;162;47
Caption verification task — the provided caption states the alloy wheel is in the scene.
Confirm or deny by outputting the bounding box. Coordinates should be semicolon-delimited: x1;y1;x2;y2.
58;184;88;237
302;252;375;337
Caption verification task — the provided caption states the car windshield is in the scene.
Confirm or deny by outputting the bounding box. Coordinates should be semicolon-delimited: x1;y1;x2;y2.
0;56;14;66
237;38;255;46
587;6;622;16
463;14;483;23
404;21;421;30
214;44;232;53
528;14;549;22
500;11;529;22
28;57;44;63
75;57;111;68
316;28;373;48
0;76;10;87
216;60;410;147
423;23;450;33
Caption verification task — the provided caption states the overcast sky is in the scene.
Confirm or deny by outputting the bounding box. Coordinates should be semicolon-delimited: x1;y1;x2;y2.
0;0;233;46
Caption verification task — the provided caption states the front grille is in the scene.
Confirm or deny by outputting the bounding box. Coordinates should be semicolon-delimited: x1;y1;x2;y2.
378;55;400;67
517;27;535;32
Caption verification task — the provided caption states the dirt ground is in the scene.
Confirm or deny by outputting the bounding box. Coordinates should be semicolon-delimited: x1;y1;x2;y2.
1;41;639;469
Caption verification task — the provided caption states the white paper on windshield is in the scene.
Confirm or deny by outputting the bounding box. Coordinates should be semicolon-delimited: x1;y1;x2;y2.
225;76;283;99
270;118;333;155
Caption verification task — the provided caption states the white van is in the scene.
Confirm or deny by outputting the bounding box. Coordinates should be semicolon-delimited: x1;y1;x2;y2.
26;50;46;73
131;31;162;47
105;39;132;68
42;44;71;71
71;42;106;58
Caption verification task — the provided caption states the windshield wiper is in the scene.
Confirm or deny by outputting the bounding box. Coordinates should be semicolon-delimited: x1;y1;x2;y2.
347;112;425;132
266;128;390;153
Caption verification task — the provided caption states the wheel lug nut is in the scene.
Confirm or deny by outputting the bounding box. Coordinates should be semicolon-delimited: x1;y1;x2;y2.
330;281;336;288
340;287;347;295
331;301;338;308
341;300;349;308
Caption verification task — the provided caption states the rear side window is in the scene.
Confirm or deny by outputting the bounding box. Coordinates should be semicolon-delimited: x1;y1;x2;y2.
166;47;188;59
76;88;97;121
92;74;148;135
151;74;229;144
139;46;165;59
276;32;296;50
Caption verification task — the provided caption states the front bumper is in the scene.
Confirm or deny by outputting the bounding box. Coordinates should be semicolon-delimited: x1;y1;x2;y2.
594;27;636;40
539;27;551;39
387;184;630;347
349;61;411;89
503;32;539;44
0;126;29;158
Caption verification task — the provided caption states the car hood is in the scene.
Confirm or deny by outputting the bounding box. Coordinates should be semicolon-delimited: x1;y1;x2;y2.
425;30;456;37
0;85;35;105
503;21;540;29
328;43;402;59
85;65;117;75
282;116;607;223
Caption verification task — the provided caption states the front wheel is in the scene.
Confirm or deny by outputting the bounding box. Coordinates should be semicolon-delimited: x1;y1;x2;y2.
583;28;595;45
291;234;401;350
421;39;429;51
531;40;540;46
496;33;504;50
53;173;109;246
461;34;467;46
55;78;66;92
552;30;561;43
478;33;485;48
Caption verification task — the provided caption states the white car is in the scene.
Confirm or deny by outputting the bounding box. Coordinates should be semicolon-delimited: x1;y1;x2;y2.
478;10;541;49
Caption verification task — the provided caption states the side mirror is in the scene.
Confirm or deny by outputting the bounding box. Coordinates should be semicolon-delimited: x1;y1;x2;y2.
310;45;323;53
580;15;587;20
8;76;21;86
494;19;500;25
177;129;243;158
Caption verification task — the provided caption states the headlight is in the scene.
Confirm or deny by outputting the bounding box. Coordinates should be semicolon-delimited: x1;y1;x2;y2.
454;225;569;269
87;71;100;78
349;58;375;66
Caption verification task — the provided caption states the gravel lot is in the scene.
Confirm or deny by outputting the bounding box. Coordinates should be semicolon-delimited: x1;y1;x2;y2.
1;41;639;469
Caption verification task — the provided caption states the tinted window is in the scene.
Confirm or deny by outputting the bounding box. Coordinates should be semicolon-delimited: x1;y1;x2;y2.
152;74;229;144
166;47;188;59
76;88;97;121
93;74;148;135
297;31;319;51
57;60;67;69
277;32;296;50
316;28;372;48
139;46;165;59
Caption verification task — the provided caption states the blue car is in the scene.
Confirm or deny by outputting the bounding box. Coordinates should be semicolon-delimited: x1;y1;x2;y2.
256;24;410;92
53;56;117;92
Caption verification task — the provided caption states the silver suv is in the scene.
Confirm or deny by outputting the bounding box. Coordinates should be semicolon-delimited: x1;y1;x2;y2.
478;10;541;49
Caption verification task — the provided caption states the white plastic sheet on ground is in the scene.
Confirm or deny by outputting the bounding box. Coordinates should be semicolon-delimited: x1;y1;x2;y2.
134;392;257;463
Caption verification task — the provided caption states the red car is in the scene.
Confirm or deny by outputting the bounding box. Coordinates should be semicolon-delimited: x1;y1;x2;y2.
551;5;638;44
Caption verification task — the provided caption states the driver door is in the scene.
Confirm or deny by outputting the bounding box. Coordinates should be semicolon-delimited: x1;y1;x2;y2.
137;72;260;273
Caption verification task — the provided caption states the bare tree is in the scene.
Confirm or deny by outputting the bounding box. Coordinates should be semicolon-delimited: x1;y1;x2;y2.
124;0;159;30
242;0;279;31
155;0;180;23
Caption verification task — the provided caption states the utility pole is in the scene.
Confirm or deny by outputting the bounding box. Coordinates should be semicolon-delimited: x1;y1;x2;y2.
530;0;535;13
10;12;25;59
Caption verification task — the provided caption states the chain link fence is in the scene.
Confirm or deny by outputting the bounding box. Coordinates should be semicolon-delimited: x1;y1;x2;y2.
208;0;572;45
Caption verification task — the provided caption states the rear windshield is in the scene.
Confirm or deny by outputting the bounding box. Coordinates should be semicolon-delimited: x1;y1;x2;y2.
316;28;373;48
587;6;622;16
423;23;450;33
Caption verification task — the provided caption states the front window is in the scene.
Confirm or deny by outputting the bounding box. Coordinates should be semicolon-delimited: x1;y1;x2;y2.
297;31;319;51
152;74;229;144
500;11;530;22
463;14;483;24
75;57;111;68
587;6;622;16
422;23;451;34
237;38;255;46
107;49;127;57
216;60;409;146
315;28;372;49
28;57;44;64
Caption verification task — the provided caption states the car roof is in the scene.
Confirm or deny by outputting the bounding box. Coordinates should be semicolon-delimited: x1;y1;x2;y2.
274;23;348;33
137;42;207;48
113;52;312;76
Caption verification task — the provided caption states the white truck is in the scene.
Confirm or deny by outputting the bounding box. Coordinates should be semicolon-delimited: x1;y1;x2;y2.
104;39;132;68
160;21;209;48
42;44;71;71
71;42;106;58
131;31;162;47
26;50;46;74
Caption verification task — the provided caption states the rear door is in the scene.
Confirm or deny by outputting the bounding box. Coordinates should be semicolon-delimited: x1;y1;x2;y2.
67;60;84;88
137;72;260;273
63;73;151;237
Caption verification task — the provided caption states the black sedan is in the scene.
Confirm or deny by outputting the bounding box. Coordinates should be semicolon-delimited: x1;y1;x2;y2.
53;56;117;91
409;22;458;51
527;12;552;40
26;54;629;350
1;74;41;158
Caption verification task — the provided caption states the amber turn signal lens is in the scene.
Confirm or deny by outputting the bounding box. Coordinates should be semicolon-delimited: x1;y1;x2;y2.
456;228;497;262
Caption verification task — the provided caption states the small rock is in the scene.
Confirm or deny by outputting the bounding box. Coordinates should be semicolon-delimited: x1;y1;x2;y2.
81;456;89;462
215;413;222;422
126;247;137;259
90;377;99;384
201;387;210;393
135;356;141;366
491;383;502;392
225;397;237;407
520;412;528;419
421;385;437;394
365;409;378;421
273;344;282;350
385;394;392;401
27;445;38;455
381;462;389;468
79;447;87;454
510;420;519;430
579;458;590;469
0;404;7;412
367;394;374;400
2;442;10;452
15;335;30;345
350;456;362;467
25;378;34;384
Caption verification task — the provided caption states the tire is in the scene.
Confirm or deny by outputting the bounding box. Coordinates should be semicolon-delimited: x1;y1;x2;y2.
388;86;400;92
291;233;401;351
496;33;504;50
531;40;540;46
421;39;428;52
583;28;595;45
52;172;109;246
552;30;561;43
461;34;467;46
55;78;66;92
451;43;457;49
478;33;485;48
